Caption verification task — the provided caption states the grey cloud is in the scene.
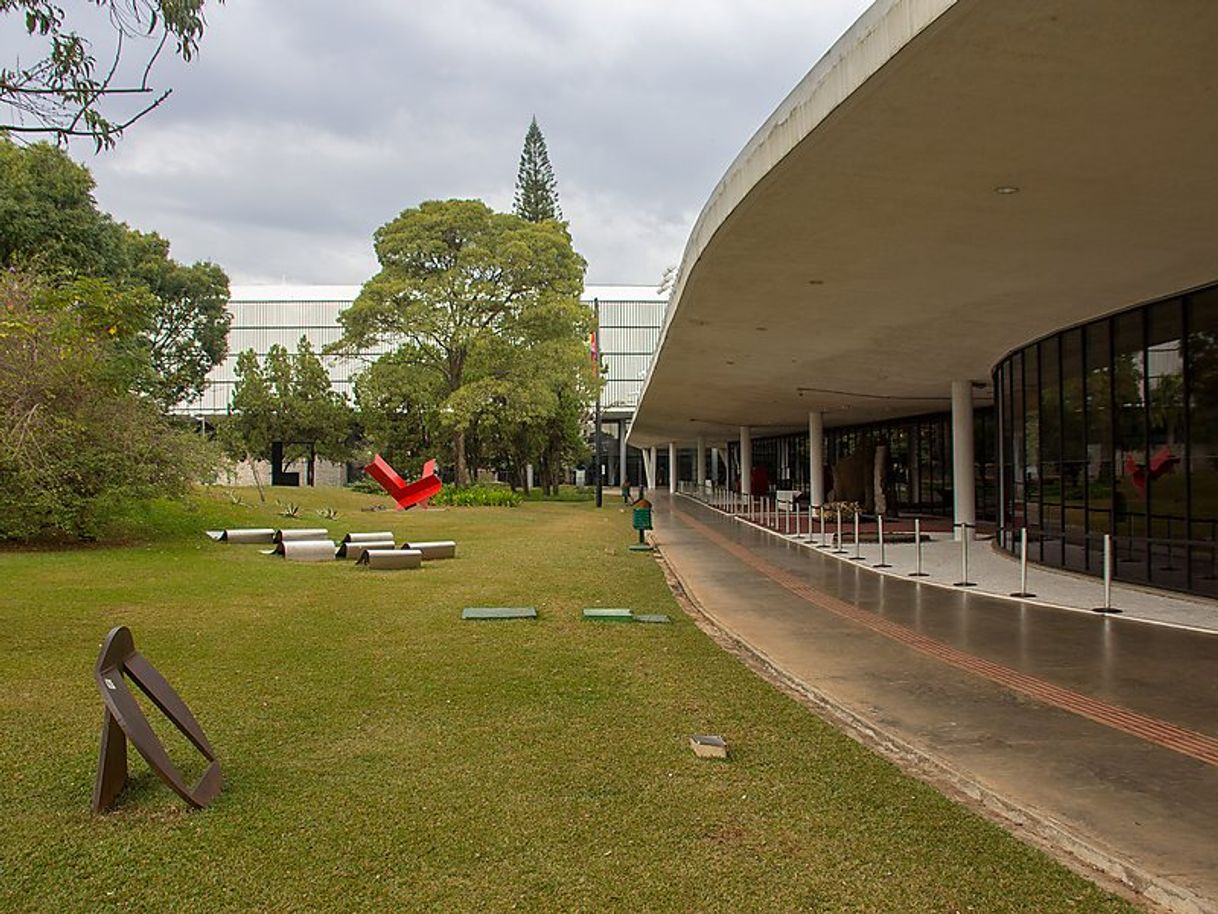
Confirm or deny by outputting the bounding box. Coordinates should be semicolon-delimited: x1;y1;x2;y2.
44;0;872;284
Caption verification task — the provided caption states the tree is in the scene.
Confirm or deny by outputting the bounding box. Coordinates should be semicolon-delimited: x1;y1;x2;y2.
332;199;586;485
0;138;232;407
221;338;353;489
219;349;275;499
125;229;230;409
353;348;445;476
0;137;126;276
1;0;223;149
291;338;354;485
512;117;562;223
0;270;214;539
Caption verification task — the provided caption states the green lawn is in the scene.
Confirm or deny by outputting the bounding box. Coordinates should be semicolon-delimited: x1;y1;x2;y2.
0;487;1136;912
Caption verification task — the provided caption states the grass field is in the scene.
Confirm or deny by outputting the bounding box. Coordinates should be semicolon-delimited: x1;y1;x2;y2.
0;486;1137;912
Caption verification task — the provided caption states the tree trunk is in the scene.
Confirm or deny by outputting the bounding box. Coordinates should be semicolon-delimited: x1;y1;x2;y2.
453;428;469;486
307;443;316;487
248;457;266;503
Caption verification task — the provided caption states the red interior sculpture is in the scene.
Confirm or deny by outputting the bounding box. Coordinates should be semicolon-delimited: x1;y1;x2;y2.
364;454;442;510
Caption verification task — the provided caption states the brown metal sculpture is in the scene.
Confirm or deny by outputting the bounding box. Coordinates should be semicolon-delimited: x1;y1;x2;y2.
92;626;222;813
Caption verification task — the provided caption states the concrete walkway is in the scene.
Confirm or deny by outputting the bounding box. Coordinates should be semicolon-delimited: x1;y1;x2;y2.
690;492;1218;633
652;493;1218;914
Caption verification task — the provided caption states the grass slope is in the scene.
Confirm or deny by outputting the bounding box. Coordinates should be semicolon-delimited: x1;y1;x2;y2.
0;487;1136;912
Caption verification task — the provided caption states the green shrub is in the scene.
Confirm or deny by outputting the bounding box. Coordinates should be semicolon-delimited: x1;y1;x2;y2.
522;484;596;502
347;476;385;495
0;273;220;541
431;484;521;507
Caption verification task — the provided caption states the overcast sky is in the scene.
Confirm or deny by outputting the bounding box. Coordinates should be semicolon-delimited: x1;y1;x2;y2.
47;1;872;287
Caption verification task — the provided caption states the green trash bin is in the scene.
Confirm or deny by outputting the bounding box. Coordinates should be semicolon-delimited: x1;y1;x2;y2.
631;501;653;548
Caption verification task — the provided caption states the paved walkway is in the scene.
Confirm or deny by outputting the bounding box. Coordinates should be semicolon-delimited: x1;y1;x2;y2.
652;493;1218;913
690;493;1218;633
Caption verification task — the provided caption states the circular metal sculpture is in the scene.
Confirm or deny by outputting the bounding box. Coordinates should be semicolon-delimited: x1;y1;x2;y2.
92;626;221;813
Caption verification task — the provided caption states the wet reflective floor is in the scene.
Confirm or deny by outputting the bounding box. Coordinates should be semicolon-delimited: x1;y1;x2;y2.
652;494;1218;908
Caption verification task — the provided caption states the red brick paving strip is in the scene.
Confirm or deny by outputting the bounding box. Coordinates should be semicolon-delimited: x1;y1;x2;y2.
673;505;1218;768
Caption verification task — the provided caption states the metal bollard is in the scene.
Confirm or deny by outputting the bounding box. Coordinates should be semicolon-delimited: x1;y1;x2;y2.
818;508;829;548
953;523;976;586
1093;533;1121;613
852;512;865;561
909;518;928;577
832;507;847;554
873;515;891;568
1010;527;1035;598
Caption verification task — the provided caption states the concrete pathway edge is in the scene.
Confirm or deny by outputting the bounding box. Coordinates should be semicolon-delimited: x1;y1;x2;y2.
653;541;1215;914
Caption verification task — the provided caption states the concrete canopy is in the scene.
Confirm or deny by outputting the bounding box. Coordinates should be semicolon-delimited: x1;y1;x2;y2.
629;0;1218;447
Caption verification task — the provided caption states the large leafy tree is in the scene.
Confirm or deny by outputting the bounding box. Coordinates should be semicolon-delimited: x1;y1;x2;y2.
0;138;231;407
512;117;562;223
0;137;126;275
353;348;445;477
333;199;586;485
1;0;222;149
125;229;230;408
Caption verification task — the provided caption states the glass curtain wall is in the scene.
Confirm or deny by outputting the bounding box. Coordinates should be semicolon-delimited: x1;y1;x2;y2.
726;410;996;519
996;284;1218;597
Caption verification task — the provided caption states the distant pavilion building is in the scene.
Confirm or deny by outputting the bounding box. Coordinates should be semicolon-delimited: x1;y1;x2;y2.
178;283;667;486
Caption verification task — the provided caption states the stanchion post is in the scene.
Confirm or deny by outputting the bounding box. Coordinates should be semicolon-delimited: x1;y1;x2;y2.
953;523;976;586
1010;527;1036;598
1093;533;1122;613
852;511;865;561
818;508;828;548
833;507;847;554
873;515;891;568
909;518;928;577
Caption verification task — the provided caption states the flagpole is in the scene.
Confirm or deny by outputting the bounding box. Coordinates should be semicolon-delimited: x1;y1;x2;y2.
594;297;603;508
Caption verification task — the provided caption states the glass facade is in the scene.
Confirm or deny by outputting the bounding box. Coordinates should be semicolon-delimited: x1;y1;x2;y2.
995;283;1218;597
725;410;996;520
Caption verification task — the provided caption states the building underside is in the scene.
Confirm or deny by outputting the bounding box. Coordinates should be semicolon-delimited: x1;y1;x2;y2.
629;0;1218;598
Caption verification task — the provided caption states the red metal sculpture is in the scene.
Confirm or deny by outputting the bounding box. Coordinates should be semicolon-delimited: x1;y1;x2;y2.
1124;445;1180;496
364;454;442;510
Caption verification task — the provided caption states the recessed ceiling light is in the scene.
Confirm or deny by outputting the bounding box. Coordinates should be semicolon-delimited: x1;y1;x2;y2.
994;185;1020;195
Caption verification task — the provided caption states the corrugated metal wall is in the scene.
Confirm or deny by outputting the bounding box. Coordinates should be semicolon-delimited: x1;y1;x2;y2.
177;291;666;416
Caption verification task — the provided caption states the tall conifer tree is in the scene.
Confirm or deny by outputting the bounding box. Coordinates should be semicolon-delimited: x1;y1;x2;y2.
513;117;562;223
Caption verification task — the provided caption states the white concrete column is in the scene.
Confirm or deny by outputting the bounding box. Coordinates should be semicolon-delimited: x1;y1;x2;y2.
740;426;753;496
619;421;629;486
711;447;720;485
526;464;534;490
951;379;976;540
643;447;656;491
696;436;706;489
808;411;825;508
668;441;678;494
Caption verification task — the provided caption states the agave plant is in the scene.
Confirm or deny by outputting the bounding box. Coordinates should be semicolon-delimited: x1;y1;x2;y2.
316;507;339;520
227;491;246;506
279;503;301;518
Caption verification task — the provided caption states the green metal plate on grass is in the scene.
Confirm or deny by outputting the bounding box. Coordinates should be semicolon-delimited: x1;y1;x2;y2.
634;614;671;624
462;607;537;621
582;608;634;622
628;544;654;552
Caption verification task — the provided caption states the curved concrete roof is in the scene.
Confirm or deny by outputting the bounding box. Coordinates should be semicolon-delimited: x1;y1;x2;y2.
631;0;1218;446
